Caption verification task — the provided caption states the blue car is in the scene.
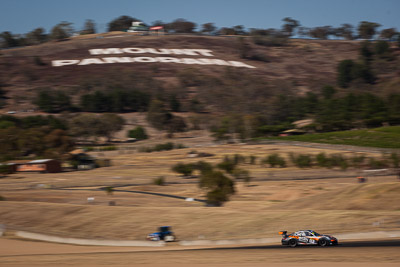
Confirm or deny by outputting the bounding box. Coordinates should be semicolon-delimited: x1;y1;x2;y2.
147;226;176;242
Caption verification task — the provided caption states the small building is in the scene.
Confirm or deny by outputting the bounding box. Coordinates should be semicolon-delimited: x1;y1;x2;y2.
127;21;149;34
16;159;62;173
279;129;306;136
68;150;96;170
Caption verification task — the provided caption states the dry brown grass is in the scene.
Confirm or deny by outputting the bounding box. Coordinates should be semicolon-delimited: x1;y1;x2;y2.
1;141;399;241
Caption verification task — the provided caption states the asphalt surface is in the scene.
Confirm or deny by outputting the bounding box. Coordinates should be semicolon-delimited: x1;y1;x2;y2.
197;239;400;251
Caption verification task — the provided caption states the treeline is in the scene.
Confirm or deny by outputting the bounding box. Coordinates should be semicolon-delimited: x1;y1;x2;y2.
0;115;72;161
0;113;125;161
1;16;400;49
210;91;400;140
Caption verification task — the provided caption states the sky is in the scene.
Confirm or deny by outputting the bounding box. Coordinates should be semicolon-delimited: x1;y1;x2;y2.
1;0;399;34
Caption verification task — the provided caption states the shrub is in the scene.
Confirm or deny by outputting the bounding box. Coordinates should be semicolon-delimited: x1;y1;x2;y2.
233;154;246;165
139;142;185;153
0;195;5;201
249;155;257;165
199;171;235;206
263;153;286;168
389;153;399;168
232;168;252;185
316;152;330;168
252;35;288;47
33;56;46;66
153;176;165;186
374;40;390;57
217;159;237;174
290;153;313;168
104;186;114;195
128;126;148;140
368;158;388;169
351;154;366;168
329;154;348;170
193;161;214;175
172;163;194;177
206;189;228;207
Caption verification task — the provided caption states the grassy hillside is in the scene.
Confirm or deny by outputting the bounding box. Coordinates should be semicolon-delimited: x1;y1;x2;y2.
272;182;400;211
0;34;375;112
1;34;399;140
266;126;400;148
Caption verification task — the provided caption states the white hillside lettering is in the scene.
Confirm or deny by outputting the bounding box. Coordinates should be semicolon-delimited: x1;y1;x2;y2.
52;47;256;68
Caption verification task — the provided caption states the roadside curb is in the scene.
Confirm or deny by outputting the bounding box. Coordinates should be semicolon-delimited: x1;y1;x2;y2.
336;231;400;240
15;231;165;247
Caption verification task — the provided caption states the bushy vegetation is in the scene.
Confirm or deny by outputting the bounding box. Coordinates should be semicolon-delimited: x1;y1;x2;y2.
199;171;235;207
268;126;400;149
172;163;194;177
153;176;166;186
138;142;185;153
127;126;148;140
69;113;125;142
262;153;286;168
35;89;74;113
0;115;73;161
80;90;151;113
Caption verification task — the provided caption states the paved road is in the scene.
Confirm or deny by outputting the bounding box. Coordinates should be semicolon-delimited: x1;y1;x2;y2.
1;238;400;267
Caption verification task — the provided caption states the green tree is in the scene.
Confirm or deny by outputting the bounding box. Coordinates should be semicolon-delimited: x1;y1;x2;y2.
167;18;197;33
281;17;300;36
309;26;332;39
0;31;18;48
321;85;336;99
50;22;74;40
337;60;354;88
357;21;381;39
34;90;72;113
26;28;47;45
82;19;96;34
147;99;172;130
360;41;373;62
69;114;103;141
169;94;181;112
127;126;148;140
199;171;235;206
232;168;252;185
172;163;194;177
98;113;125;141
374;40;390;58
379;28;397;40
108;15;138;31
336;24;354;40
263;153;286;167
201;23;217;35
217;158;237;174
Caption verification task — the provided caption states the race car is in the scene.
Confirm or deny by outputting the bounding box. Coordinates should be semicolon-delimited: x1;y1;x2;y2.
147;226;176;242
279;230;338;247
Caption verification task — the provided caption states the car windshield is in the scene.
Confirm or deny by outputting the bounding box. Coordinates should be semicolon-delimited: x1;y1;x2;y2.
311;231;321;236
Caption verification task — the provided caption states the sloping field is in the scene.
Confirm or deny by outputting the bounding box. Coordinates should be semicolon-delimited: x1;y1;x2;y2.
1;180;400;241
271;182;400;211
0;35;362;111
268;126;400;149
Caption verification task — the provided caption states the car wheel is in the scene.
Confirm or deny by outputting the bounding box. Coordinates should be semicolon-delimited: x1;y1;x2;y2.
289;239;297;248
318;238;329;247
164;235;175;242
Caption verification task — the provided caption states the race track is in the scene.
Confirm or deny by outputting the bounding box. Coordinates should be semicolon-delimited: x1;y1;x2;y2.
1;238;399;267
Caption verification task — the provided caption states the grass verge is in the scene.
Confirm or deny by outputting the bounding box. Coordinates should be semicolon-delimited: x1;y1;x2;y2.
264;126;400;149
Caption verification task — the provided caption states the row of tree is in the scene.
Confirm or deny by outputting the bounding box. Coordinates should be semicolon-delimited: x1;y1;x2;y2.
0;115;72;161
0;113;126;161
1;16;399;48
